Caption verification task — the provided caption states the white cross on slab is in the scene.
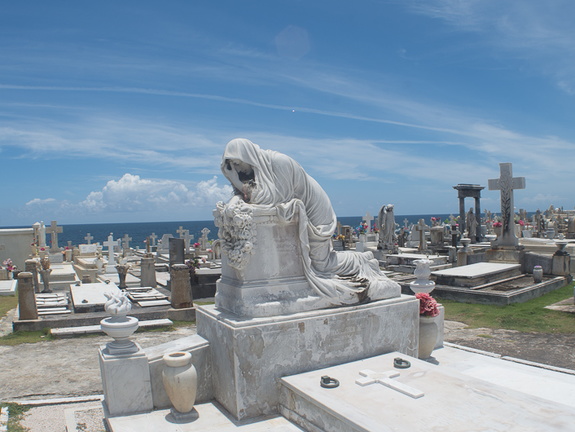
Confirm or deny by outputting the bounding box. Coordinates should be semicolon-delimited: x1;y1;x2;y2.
84;233;94;244
488;163;525;247
356;369;424;399
177;226;187;238
103;234;119;270
46;220;63;252
414;219;429;252
364;212;374;233
149;233;158;246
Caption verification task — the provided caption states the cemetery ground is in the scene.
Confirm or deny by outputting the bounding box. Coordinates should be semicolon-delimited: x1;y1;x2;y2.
0;285;574;431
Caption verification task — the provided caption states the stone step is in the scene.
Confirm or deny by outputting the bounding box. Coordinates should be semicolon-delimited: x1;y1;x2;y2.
50;318;173;338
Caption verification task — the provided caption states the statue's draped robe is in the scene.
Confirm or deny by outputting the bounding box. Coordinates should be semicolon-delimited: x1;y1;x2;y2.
221;138;398;304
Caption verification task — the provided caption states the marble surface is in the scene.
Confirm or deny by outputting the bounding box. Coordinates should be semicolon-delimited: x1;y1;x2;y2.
70;282;121;311
280;350;575;431
432;262;520;278
196;296;419;420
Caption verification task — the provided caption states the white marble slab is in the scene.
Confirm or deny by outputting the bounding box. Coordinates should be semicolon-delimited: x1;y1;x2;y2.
106;401;302;432
280;351;575;431
432;262;520;278
70;282;121;310
0;279;17;296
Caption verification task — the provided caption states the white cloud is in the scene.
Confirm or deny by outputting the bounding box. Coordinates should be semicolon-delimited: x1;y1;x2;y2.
25;198;56;206
80;173;232;213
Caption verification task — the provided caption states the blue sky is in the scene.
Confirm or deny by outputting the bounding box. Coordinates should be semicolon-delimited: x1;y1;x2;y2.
1;1;574;227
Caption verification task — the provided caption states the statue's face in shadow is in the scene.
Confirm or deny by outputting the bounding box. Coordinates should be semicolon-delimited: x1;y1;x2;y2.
224;159;256;201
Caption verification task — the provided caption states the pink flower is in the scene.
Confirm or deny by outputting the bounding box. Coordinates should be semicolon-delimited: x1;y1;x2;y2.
415;292;439;317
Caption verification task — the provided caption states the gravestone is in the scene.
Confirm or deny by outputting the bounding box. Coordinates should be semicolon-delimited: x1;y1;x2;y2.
488;163;525;247
104;234;119;274
199;228;211;251
46;220;63;253
121;234;132;256
170;263;193;308
84;233;94;244
169;238;185;268
157;234;173;253
140;255;157;288
414;219;429;252
363;211;374;233
17;272;38;320
149;233;158;247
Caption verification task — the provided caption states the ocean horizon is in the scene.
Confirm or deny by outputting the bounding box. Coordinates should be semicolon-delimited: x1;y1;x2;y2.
1;213;465;248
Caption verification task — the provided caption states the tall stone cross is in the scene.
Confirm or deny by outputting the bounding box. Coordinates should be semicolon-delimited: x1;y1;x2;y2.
364;212;374;233
46;221;63;253
488;163;525;247
177;226;187;238
183;231;194;253
149;233;158;246
103;233;119;272
356;369;424;399
121;234;132;254
84;233;94;244
414;219;429;252
200;228;211;250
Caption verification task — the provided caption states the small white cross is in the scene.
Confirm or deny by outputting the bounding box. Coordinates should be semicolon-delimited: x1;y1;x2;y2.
84;233;94;244
356;369;424;399
364;212;374;233
176;226;187;238
149;233;158;246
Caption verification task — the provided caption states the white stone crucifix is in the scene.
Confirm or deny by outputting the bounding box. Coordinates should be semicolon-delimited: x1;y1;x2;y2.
488;163;525;247
356;369;424;399
414;219;429;252
200;228;211;250
121;234;132;252
104;233;119;273
176;226;187;238
149;233;158;247
46;220;63;253
84;233;94;244
364;212;374;233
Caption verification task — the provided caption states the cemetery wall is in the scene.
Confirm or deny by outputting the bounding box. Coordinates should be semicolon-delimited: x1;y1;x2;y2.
0;228;33;270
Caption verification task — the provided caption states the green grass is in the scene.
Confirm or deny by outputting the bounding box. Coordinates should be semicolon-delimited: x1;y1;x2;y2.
0;402;31;432
437;282;575;334
0;328;53;346
0;295;18;318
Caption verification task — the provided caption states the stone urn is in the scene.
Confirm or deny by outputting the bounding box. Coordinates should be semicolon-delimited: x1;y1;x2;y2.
418;315;439;359
409;259;435;294
100;292;139;355
533;265;543;283
162;352;198;422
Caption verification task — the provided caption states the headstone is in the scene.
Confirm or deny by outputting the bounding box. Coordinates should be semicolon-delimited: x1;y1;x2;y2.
45;220;63;253
24;259;40;293
183;231;194;253
176;226;187;238
149;233;158;247
170;263;193;308
121;234;132;256
488;163;526;247
158;234;174;253
169;238;185;268
17;272;38;320
414;219;429;252
140;255;157;288
79;244;98;255
200;228;210;251
84;233;94;244
104;233;119;273
363;212;374;233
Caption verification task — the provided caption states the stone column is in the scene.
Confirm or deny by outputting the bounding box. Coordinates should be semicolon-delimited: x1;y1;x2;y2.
25;259;40;293
170;264;193;309
17;272;38;320
140;255;157;288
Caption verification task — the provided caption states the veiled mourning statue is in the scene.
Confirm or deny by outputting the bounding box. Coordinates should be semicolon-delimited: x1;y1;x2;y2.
214;138;400;317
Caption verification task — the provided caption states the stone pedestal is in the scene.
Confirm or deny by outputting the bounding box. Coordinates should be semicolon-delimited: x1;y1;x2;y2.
196;296;419;421
215;208;336;317
99;345;154;417
17;272;38;320
140;255;157;288
25;259;40;293
170;264;193;309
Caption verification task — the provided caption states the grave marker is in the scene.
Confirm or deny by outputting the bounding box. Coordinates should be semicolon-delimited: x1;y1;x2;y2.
46;220;63;253
356;369;424;399
84;233;94;244
488;163;525;247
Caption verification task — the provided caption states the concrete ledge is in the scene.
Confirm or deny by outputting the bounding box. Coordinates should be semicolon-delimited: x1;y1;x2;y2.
429;276;571;305
50;318;173;338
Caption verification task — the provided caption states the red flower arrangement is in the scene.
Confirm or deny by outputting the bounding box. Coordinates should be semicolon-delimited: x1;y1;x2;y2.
415;292;439;317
